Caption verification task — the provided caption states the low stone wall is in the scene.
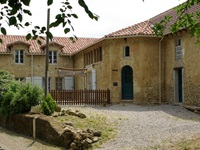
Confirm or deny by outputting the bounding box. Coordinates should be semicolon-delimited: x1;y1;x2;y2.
0;114;66;147
0;112;102;149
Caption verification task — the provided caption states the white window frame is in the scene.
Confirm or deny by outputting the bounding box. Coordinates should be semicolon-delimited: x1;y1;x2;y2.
15;50;24;64
49;51;58;64
175;38;182;60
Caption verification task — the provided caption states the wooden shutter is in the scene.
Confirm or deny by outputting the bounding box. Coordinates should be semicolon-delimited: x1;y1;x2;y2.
91;69;96;90
64;76;74;90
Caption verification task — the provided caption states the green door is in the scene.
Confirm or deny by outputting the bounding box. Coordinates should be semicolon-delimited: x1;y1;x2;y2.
175;68;183;103
122;66;133;100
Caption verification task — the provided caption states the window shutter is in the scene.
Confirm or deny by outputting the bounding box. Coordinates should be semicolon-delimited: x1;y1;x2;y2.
175;45;182;60
26;77;31;83
33;77;43;89
91;69;96;90
64;76;74;90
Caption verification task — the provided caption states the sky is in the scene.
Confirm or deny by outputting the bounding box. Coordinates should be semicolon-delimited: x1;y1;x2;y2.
5;0;187;38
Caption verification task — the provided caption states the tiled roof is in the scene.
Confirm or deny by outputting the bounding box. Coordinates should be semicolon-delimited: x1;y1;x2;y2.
105;20;154;38
0;35;98;55
105;4;200;38
150;4;200;35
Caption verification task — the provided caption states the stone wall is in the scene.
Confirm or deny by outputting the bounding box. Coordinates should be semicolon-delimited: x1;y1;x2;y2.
0;114;65;147
163;31;200;106
74;37;160;104
0;44;73;90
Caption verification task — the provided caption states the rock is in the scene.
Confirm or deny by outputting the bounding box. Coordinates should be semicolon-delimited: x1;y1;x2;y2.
76;112;86;118
70;142;76;149
60;111;65;116
68;110;77;116
79;132;88;139
65;122;73;126
81;140;88;148
30;105;41;114
61;131;73;139
93;131;102;137
87;129;93;133
85;138;93;144
63;126;72;132
52;113;59;117
72;131;79;139
66;109;72;114
92;137;99;143
74;135;81;141
54;105;62;112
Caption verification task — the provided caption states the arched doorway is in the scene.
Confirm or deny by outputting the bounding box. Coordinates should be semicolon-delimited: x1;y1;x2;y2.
121;66;133;100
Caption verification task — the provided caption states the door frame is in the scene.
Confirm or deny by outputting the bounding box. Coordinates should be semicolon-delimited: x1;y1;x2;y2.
174;67;184;103
121;65;133;100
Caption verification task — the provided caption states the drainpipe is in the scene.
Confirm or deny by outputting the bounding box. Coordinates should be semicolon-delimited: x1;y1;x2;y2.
159;37;163;104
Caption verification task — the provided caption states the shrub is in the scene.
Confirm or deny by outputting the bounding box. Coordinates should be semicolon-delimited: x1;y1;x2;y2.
0;81;44;117
0;70;15;103
41;93;56;115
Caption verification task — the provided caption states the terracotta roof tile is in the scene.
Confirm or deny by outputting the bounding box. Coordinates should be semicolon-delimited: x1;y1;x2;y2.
150;4;200;35
105;20;154;38
105;3;200;38
0;35;98;55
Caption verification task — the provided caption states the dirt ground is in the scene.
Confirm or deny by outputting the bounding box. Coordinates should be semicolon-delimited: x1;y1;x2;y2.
0;104;200;150
0;127;64;150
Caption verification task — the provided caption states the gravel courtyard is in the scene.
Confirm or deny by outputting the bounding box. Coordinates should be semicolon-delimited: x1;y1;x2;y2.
0;104;200;150
90;104;200;150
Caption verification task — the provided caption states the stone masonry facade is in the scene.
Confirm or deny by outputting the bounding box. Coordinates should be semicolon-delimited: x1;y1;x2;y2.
0;4;200;106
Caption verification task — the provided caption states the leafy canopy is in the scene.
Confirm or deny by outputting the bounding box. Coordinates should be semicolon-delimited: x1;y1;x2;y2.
153;0;200;44
0;0;99;44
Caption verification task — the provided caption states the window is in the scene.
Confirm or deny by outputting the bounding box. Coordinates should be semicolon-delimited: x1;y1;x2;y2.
98;47;102;61
16;77;25;82
175;39;182;60
124;46;130;57
15;50;24;64
83;46;102;66
49;51;57;64
56;77;63;90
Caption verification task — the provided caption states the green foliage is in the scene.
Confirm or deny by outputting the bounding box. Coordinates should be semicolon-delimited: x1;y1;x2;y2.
0;81;44;117
153;0;200;44
0;70;15;103
41;93;56;115
0;0;99;43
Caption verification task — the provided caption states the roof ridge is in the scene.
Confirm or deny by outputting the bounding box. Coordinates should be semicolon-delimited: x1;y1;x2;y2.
149;4;179;21
140;20;150;34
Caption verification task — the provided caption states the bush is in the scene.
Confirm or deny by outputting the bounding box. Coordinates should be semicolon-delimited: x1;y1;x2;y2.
0;70;15;103
0;81;44;117
41;93;56;115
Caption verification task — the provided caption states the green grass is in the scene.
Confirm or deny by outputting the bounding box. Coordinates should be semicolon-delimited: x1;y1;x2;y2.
54;111;118;149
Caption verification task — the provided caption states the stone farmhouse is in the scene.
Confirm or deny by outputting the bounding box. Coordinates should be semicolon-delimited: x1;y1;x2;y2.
0;4;200;106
